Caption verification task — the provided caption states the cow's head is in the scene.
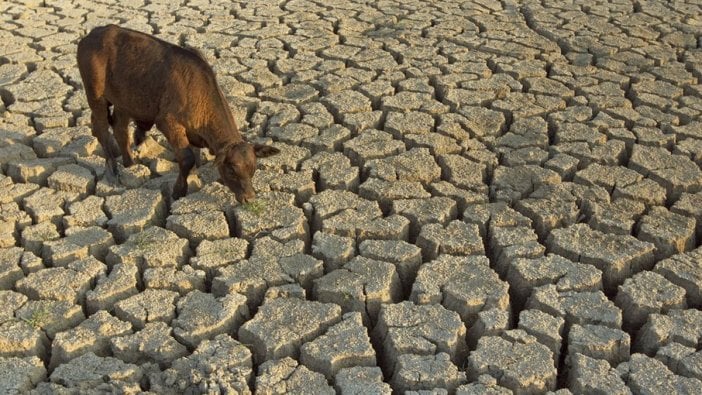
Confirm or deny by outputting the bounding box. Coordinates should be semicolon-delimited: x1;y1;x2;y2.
216;141;279;203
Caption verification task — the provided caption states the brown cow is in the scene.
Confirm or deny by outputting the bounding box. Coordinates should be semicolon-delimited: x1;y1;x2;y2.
77;24;279;202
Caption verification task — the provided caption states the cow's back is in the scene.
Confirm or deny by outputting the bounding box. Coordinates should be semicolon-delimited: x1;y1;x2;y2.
77;25;215;126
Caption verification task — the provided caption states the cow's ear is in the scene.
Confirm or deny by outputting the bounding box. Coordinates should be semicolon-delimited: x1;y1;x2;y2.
253;144;280;158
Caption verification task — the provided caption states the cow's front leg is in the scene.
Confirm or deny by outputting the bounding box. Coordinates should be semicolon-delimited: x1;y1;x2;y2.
173;147;195;199
112;107;134;168
157;118;193;200
134;121;153;146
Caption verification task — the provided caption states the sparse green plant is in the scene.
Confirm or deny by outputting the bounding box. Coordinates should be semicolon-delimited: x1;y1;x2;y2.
36;227;58;241
131;231;158;250
21;306;51;328
241;200;266;216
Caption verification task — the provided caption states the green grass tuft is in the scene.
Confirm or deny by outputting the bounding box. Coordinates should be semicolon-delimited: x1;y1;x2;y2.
241;199;266;215
21;306;51;328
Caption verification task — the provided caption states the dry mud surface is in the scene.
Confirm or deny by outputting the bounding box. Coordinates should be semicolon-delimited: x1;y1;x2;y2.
1;0;702;393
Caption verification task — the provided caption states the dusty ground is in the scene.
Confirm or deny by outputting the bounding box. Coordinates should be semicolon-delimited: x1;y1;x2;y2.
1;0;702;393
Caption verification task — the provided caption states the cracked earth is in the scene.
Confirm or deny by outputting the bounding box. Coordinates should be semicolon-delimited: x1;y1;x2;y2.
1;0;702;393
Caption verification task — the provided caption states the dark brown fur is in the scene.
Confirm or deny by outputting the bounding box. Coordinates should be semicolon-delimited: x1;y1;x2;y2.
77;24;279;201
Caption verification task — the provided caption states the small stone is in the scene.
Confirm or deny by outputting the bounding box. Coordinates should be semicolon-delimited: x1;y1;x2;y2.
655;247;702;308
256;357;335;395
42;226;115;267
391;353;467;393
213;254;323;311
0;320;49;360
300;312;376;380
119;163;151;189
110;322;188;369
623;353;702;394
46;352;144;393
636;206;697;261
335;366;391;395
568;353;630;395
391;197;457;239
20;222;60;257
15;266;93;304
49;311;132;370
106;226;191;272
113;289;179;330
149;334;252;394
506;254;603;311
416;220;484;261
63;195;108;230
47;164;95;198
313;256;402;325
311;231;356;273
85;263;139;315
189;237;249;280
518;309;565;365
547;224;655;293
526;285;622;330
166;210;230;249
358;239;422;294
104;188;167;243
468;331;556;394
615;271;687;332
172;290;249;348
239;297;342;365
0;356;47;394
567;324;630;367
636;309;702;355
411;255;509;329
372;301;468;375
142;266;206;296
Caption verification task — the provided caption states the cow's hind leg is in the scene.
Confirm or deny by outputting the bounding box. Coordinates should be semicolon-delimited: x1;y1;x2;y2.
78;48;120;182
89;99;120;181
134;121;153;146
112;107;134;168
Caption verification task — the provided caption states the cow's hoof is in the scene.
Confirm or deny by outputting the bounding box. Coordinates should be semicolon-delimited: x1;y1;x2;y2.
171;187;187;200
103;167;118;185
122;156;134;168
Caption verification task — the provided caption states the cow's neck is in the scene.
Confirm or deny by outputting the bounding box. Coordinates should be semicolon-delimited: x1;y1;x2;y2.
203;90;243;151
